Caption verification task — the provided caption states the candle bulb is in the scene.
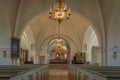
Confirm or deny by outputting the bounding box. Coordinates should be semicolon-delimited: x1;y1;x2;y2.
69;8;71;13
54;4;56;9
50;7;52;12
64;4;67;10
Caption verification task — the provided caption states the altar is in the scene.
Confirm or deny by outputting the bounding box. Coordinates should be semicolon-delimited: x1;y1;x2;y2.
49;59;67;64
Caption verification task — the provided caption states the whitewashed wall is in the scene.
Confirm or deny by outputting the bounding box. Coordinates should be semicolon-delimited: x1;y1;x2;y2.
107;0;120;66
0;4;12;65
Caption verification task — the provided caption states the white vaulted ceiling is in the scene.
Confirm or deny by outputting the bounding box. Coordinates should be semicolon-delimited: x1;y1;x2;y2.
1;0;120;65
28;11;90;51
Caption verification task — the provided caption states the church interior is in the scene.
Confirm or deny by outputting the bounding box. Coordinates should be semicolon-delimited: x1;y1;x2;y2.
0;0;120;80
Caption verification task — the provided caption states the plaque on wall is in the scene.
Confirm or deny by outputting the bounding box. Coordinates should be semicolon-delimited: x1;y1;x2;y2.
11;37;20;58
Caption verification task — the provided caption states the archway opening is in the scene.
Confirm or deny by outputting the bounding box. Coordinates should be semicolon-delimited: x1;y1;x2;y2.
83;25;100;65
20;26;36;64
47;38;70;64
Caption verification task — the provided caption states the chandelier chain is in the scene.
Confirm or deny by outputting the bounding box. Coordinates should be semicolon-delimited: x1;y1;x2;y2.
58;23;60;39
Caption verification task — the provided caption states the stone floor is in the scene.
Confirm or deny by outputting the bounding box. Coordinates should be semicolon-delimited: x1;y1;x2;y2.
48;64;69;80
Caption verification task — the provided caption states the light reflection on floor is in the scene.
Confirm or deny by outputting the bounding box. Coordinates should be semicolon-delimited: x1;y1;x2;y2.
48;64;69;80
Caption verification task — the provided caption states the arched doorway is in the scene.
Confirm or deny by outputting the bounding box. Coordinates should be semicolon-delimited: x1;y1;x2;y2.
20;27;36;64
83;25;100;65
47;38;70;64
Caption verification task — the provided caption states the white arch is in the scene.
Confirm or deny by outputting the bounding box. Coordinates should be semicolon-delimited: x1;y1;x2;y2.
21;26;36;63
83;25;100;64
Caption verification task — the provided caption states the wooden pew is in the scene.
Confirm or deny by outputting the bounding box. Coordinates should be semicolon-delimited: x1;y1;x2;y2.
69;64;120;80
69;64;99;80
0;64;49;80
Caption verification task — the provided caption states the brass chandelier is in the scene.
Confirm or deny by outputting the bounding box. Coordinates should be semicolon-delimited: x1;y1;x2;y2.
49;0;71;24
49;0;71;49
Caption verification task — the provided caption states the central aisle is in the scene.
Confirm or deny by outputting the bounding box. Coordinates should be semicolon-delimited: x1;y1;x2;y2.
48;64;69;80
